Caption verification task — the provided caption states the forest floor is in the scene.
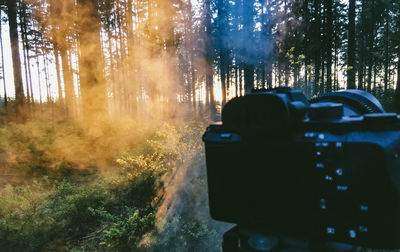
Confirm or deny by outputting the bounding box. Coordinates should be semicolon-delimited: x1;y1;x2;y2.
0;111;230;251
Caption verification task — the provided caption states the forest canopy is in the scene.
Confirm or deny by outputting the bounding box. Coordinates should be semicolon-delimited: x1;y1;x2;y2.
0;0;399;119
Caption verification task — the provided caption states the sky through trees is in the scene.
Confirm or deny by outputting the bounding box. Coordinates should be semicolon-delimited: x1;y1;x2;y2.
0;0;399;118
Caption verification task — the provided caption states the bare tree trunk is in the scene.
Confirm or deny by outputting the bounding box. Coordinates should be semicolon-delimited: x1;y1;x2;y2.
126;0;137;116
35;53;42;105
106;23;117;115
190;58;196;109
43;55;51;102
347;0;356;89
22;34;31;106
26;45;34;105
220;57;227;105
284;0;289;87
358;0;366;90
326;0;333;92
384;7;389;94
244;64;254;94
116;1;128;114
367;0;375;93
265;0;273;90
373;65;377;91
19;2;32;107
187;0;196;110
395;47;400;86
76;0;108;119
205;0;215;118
0;11;7;109
54;46;64;105
313;0;321;95
60;48;75;116
394;41;400;112
6;0;25;116
239;64;243;95
235;65;239;96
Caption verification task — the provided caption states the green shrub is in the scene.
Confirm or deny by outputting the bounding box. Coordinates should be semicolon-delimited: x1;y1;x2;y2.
87;206;156;250
0;118;156;179
0;119;210;251
153;216;219;252
0;179;108;251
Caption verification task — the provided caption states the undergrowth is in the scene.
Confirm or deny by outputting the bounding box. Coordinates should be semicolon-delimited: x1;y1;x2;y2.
0;118;220;251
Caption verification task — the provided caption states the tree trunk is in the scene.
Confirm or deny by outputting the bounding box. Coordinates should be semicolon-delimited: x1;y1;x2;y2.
6;0;25;116
217;0;228;105
106;24;117;115
43;55;51;102
367;0;375;93
60;48;75;116
244;64;254;94
116;1;128;114
384;6;389;94
358;0;366;90
26;46;34;105
239;64;243;95
284;0;289;87
35;53;42;105
126;0;137;116
313;0;321;95
235;65;239;96
220;56;227;105
303;0;309;96
347;0;356;89
398;47;400;94
76;0;108;119
325;0;333;92
21;27;31;106
54;46;64;105
394;38;400;112
265;0;273;89
19;2;34;106
186;0;196;109
205;0;216;118
0;10;7;108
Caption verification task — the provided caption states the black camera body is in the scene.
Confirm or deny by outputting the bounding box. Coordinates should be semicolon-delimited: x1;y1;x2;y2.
203;88;400;250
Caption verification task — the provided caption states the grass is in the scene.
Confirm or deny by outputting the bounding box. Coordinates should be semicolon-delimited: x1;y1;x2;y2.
0;116;222;251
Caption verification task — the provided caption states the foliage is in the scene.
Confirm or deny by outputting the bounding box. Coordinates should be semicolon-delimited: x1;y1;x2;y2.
0;118;154;179
87;206;155;250
153;216;219;252
0;118;218;251
0;179;108;251
372;87;396;112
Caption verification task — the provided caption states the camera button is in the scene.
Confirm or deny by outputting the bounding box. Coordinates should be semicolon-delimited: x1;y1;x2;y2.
358;225;368;233
219;133;232;139
320;198;327;210
349;229;357;239
315;142;329;147
304;132;318;139
336;185;349;192
359;205;369;212
326;226;336;235
335;168;344;176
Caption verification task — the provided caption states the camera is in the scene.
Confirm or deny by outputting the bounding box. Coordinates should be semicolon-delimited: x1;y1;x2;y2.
203;88;400;251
